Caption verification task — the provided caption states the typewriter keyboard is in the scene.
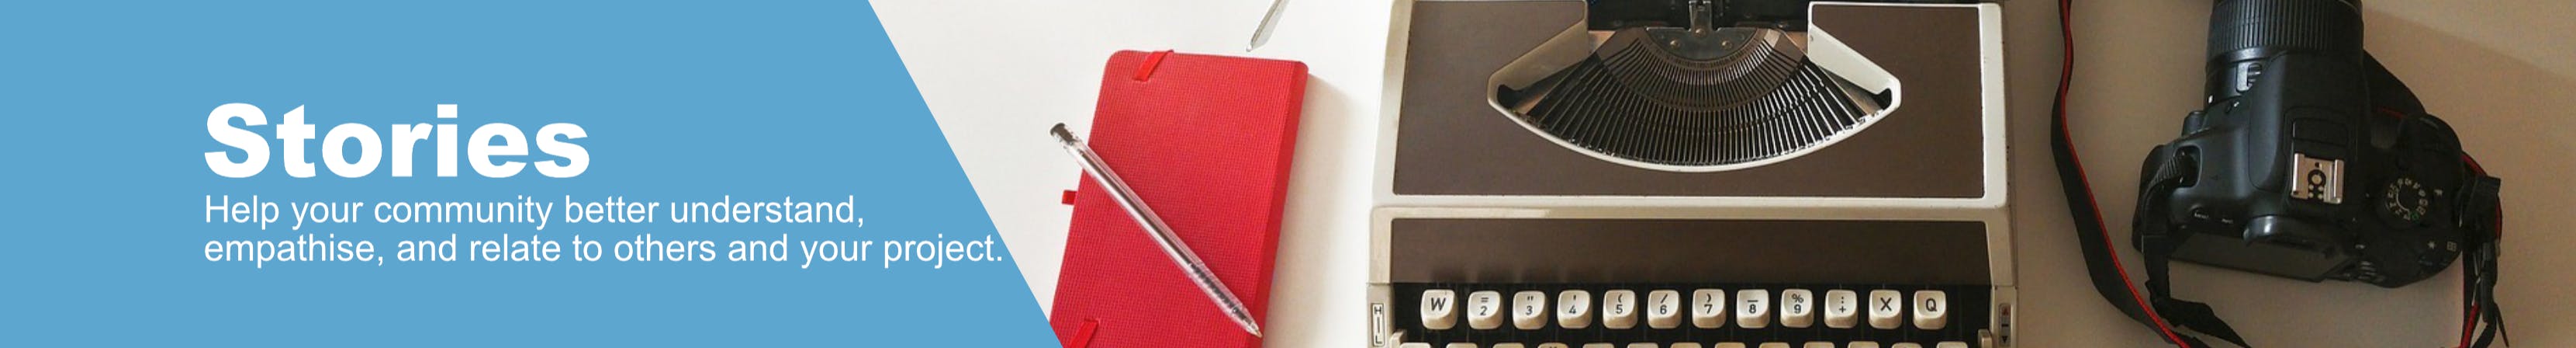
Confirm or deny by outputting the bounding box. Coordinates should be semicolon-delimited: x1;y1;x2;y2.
1392;283;1989;348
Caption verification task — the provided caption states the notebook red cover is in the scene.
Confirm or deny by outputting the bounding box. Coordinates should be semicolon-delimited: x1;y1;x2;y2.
1049;50;1306;348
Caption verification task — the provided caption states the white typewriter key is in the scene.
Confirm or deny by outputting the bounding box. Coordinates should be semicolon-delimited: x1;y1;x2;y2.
1824;290;1859;329
1646;290;1683;329
1912;291;1948;330
1735;289;1772;329
1671;343;1704;348
1558;291;1595;329
1423;289;1459;329
1400;343;1432;348
1846;343;1880;348
1583;344;1616;348
1689;289;1727;329
1627;343;1658;348
1779;289;1816;328
1603;290;1640;329
1447;344;1479;348
1890;344;1921;348
1495;344;1526;348
1935;343;1967;348
1803;343;1834;348
1866;290;1903;329
1713;343;1746;348
1513;291;1550;330
1468;291;1506;329
1758;343;1791;348
1536;343;1568;348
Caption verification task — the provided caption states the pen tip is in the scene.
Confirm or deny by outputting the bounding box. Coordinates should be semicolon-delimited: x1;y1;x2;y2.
1050;123;1076;142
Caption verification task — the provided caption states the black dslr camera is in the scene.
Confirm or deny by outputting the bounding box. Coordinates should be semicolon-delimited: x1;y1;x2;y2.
2139;0;2503;287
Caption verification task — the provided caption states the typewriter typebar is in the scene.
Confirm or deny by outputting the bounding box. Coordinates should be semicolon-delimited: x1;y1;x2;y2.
1372;1;2008;347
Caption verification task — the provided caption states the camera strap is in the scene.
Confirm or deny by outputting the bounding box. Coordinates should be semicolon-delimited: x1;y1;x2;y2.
2052;112;2251;348
2451;151;2508;348
2130;148;2254;348
2050;2;2239;346
2049;1;2248;346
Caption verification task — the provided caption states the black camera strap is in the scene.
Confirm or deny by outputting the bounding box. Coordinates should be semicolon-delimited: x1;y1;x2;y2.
2052;110;2250;348
2131;148;2254;348
2449;145;2509;348
2049;2;2244;346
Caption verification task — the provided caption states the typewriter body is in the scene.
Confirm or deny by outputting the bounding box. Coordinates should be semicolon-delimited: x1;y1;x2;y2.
1369;1;2010;347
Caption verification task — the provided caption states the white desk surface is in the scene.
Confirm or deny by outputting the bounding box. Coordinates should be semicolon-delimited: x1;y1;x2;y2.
876;1;2576;346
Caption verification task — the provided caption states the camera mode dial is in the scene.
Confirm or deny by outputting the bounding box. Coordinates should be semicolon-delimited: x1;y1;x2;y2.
2379;176;2434;227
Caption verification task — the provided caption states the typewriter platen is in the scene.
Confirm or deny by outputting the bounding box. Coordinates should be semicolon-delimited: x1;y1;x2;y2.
1371;1;2008;347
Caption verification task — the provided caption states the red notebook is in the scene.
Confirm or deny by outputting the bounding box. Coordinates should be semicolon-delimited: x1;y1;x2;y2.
1049;50;1306;348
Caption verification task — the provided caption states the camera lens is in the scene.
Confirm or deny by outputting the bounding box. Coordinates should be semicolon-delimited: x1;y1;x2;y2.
2204;0;2363;99
2208;0;2363;61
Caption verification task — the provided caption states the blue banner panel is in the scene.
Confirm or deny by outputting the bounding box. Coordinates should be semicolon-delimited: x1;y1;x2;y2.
0;2;1055;346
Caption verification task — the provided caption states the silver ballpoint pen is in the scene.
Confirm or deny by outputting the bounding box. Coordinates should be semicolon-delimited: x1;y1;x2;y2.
1247;0;1289;51
1050;123;1265;337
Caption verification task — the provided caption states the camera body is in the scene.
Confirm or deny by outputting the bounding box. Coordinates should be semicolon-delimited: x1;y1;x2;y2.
2142;0;2496;287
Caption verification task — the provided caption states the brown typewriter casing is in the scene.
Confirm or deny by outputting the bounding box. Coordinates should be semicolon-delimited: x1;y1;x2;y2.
1368;1;2012;346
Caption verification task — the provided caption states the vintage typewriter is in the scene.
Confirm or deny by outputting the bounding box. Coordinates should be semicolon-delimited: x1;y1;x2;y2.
1369;1;2008;347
